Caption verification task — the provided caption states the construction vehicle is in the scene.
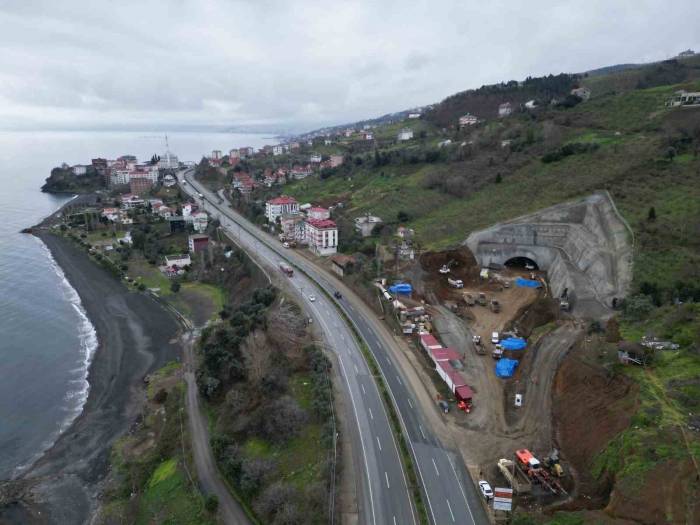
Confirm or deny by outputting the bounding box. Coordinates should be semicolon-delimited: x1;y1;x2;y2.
464;293;475;306
515;449;567;495
447;277;464;288
559;287;571;311
477;292;487;306
472;335;486;355
490;299;501;313
497;458;532;494
439;264;450;274
543;449;565;477
279;262;294;277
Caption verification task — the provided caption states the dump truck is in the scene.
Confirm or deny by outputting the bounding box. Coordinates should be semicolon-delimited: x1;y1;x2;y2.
473;335;486;355
447;277;464;288
464;293;475;306
478;292;487;306
497;458;532;494
490;299;501;313
279;262;294;277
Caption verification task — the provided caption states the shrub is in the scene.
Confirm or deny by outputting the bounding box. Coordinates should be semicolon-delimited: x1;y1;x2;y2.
204;494;219;512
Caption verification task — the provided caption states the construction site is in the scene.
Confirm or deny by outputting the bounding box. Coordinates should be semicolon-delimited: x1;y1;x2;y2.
369;193;640;519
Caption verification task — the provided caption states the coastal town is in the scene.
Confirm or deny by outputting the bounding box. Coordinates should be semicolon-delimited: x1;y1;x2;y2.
3;16;699;524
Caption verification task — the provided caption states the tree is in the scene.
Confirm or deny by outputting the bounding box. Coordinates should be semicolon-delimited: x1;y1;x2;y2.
170;281;181;293
396;210;410;223
665;147;677;161
495;173;503;184
647;206;657;221
205;495;219;512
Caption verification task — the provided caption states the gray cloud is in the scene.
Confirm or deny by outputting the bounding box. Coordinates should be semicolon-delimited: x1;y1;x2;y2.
0;0;698;132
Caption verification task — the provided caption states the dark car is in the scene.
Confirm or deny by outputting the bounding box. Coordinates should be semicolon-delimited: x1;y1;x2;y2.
333;291;342;299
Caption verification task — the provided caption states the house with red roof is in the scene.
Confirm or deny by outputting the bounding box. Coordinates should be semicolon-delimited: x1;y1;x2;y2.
305;217;338;256
265;195;299;223
307;206;330;220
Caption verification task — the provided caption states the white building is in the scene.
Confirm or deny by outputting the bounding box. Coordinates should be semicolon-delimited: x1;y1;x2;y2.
158;150;179;170
110;169;131;186
120;194;144;209
408;113;421;119
162;173;177;187
211;150;222;161
397;128;414;141
164;254;191;268
310;154;322;163
229;148;240;160
571;87;591;101
524;99;537;109
306;218;338;256
272;145;284;156
265;196;299;223
459;114;479;127
498;102;513;117
354;214;383;237
190;211;208;233
308;206;330;220
72;165;88;176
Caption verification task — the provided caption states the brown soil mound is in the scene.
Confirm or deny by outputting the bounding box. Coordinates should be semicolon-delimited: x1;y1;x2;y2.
510;296;560;338
420;246;480;284
552;352;638;509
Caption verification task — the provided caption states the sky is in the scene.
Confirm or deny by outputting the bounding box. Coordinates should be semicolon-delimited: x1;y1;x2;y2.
1;0;698;134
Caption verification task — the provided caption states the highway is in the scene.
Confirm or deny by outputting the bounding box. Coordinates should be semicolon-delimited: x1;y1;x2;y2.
179;169;489;525
177;171;416;525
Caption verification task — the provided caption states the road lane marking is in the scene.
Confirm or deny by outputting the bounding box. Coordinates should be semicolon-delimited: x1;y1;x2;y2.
385;471;390;489
393;517;397;525
396;375;403;385
447;456;477;525
419;425;426;440
369;408;374;420
354;364;359;374
361;384;366;395
446;499;455;522
407;398;414;409
335;356;377;525
432;458;440;476
376;436;382;451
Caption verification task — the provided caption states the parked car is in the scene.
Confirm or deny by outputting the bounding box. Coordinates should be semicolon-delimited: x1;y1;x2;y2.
283;242;290;248
333;291;342;299
438;400;449;413
491;331;500;344
308;294;316;302
514;394;523;407
478;480;493;501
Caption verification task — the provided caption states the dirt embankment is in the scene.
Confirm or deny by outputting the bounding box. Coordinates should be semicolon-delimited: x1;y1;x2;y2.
552;349;638;509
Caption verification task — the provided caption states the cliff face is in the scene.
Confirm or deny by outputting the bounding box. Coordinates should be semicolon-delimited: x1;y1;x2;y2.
41;166;104;194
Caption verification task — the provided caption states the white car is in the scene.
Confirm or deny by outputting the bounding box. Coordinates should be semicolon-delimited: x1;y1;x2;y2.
478;480;493;501
283;242;290;248
515;393;523;407
491;331;500;344
308;294;316;302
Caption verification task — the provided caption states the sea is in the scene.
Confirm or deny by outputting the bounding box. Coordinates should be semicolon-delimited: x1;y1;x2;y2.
0;130;274;478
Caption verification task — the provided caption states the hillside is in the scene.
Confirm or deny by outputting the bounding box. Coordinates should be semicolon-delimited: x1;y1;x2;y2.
276;62;700;523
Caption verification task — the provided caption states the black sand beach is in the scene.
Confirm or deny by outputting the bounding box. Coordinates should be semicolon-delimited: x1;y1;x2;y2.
0;232;183;524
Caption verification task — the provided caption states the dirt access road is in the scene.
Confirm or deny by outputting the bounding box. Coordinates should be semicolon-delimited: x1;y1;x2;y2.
182;330;252;525
431;304;582;472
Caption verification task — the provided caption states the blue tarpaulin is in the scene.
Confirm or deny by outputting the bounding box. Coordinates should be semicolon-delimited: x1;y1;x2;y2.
515;277;541;288
500;337;527;351
495;358;519;378
389;283;413;295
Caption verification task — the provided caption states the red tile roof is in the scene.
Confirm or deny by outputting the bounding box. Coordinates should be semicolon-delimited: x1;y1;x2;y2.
306;218;336;229
268;196;297;205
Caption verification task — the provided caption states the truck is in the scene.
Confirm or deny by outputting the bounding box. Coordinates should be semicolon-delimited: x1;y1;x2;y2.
559;287;571;311
515;449;566;495
279;262;294;277
472;335;486;355
463;293;475;306
490;299;501;313
447;277;464;288
477;292;487;306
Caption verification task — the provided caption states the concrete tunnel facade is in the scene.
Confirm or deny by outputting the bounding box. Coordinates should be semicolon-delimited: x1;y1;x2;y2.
465;193;633;318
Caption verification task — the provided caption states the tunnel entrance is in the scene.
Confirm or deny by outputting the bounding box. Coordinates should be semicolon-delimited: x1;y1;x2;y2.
505;256;539;270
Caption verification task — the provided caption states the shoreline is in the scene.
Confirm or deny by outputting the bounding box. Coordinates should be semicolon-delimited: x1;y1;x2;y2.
0;228;184;524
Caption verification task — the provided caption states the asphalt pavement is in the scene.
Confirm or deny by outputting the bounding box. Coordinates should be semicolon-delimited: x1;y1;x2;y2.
179;169;488;525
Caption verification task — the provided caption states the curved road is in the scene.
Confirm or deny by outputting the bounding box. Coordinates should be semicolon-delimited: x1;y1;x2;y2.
179;169;488;525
